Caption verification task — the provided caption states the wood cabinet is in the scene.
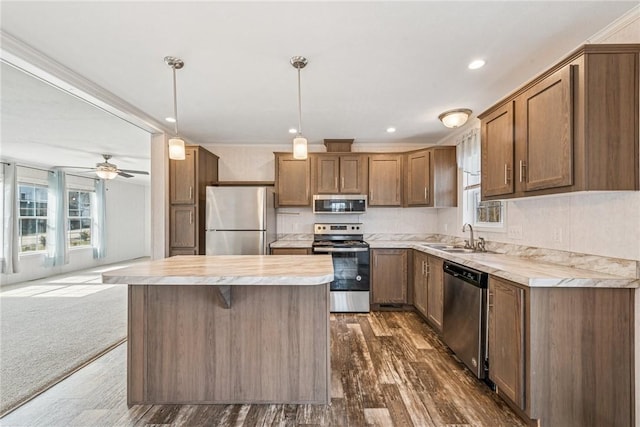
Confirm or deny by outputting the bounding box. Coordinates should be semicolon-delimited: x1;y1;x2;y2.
412;251;429;316
169;145;218;256
368;154;402;206
270;247;311;255
425;255;443;330
406;147;457;207
313;154;367;194
487;276;634;427
480;44;640;201
488;277;525;408
371;249;407;304
274;153;311;207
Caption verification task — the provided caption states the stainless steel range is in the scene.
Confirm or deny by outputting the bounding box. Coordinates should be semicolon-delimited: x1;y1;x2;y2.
312;223;370;313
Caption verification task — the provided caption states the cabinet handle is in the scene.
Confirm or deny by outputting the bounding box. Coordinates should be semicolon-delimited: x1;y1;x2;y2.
370;191;373;201
425;261;430;275
424;187;427;200
189;186;193;200
335;177;338;189
189;211;193;224
341;177;345;189
488;291;493;309
519;160;526;183
504;164;511;185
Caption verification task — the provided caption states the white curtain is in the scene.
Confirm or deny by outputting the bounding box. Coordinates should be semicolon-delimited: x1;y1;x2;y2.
1;163;20;273
92;179;107;259
45;169;69;266
456;127;481;189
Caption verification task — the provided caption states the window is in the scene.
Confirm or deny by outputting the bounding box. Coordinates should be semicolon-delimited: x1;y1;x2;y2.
19;184;48;252
459;128;505;231
68;190;92;247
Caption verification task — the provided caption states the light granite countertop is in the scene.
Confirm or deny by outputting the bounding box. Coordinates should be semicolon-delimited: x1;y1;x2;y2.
368;240;639;288
102;255;334;286
270;240;314;249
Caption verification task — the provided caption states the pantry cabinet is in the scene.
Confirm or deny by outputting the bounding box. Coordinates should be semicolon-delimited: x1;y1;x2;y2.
480;44;639;200
371;249;407;304
169;145;219;256
406;147;457;207
312;154;367;194
274;153;311;207
368;154;403;206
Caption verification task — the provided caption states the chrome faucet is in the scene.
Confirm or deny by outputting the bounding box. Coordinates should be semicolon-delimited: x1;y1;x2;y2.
462;223;475;249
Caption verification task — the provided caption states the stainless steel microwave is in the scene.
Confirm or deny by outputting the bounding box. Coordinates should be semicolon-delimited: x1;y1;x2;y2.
313;195;367;214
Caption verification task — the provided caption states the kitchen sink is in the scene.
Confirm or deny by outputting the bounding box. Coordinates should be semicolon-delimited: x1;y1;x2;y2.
420;243;495;254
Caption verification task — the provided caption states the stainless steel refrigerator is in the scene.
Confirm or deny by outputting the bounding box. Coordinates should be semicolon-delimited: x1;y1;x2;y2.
205;186;276;255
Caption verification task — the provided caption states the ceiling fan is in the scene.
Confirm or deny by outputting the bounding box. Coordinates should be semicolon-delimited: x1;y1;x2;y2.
61;154;149;180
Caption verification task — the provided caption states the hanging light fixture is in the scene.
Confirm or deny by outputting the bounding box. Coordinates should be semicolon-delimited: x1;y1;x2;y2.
291;56;308;160
165;56;186;160
438;108;472;129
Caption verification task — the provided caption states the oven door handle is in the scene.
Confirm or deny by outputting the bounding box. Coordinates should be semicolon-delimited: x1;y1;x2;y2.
313;247;369;253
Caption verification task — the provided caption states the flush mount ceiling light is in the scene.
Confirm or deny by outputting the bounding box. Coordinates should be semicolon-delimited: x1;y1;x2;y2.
291;56;308;160
165;56;186;160
439;108;472;128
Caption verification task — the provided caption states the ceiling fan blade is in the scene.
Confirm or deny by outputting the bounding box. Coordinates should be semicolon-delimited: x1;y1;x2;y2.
118;169;149;175
117;171;134;178
57;166;96;171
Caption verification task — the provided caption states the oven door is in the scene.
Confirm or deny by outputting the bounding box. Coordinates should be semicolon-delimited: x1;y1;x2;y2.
313;248;370;291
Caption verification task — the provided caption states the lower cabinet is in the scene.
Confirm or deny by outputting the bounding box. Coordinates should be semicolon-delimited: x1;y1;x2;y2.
270;247;311;255
170;205;196;254
413;251;429;315
488;276;634;427
412;250;443;332
371;249;407;304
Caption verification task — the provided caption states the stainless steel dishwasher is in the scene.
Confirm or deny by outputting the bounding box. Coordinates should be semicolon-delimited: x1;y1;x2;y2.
442;260;489;379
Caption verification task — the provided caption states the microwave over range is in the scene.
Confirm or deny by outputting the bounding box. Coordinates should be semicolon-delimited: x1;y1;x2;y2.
313;194;367;214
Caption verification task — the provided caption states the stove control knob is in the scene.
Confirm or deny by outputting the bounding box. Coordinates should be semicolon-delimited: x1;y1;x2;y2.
356;275;362;281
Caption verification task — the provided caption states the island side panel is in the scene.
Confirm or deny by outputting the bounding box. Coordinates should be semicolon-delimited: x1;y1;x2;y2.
135;283;330;404
128;285;146;405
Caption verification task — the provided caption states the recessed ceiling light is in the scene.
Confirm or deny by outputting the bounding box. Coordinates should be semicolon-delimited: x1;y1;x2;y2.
468;59;486;70
165;117;176;123
386;127;396;133
288;128;297;134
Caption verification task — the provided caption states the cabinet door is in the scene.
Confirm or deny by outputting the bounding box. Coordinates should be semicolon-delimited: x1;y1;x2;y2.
481;102;515;198
518;64;573;192
368;155;402;206
371;249;407;304
170;147;197;204
316;155;340;194
426;255;443;331
407;150;431;206
340;155;367;194
412;251;428;316
276;154;310;206
170;205;196;248
489;277;525;408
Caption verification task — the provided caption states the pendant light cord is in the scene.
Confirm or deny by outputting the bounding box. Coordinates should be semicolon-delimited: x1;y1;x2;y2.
297;66;303;136
172;66;179;137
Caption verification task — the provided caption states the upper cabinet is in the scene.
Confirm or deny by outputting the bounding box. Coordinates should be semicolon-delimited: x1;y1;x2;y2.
312;154;368;194
368;154;403;206
274;153;311;207
406;147;457;207
480;44;640;201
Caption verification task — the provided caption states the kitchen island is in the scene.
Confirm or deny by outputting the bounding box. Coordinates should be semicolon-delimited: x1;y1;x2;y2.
102;255;334;406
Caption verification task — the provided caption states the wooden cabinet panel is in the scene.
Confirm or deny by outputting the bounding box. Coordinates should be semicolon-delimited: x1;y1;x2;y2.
313;154;367;194
412;251;428;316
488;277;524;409
316;155;340;193
481;102;515;198
275;154;310;207
407;150;430;205
426;255;443;331
518;64;573;191
170;205;196;248
371;249;407;304
170;248;198;256
368;155;402;206
270;247;311;255
340;155;367;194
170;148;196;204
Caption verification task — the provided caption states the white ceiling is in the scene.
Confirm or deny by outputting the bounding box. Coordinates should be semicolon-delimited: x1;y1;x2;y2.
1;1;638;181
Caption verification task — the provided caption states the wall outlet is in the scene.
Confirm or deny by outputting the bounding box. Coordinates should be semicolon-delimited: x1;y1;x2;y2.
552;227;563;243
508;225;523;240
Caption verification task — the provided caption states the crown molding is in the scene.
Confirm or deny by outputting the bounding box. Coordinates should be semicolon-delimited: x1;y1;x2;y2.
0;30;170;136
587;5;640;43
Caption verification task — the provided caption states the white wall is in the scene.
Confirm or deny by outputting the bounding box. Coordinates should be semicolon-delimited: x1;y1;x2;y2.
1;179;150;286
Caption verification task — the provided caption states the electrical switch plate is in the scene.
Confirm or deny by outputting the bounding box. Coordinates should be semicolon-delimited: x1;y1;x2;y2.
508;225;523;240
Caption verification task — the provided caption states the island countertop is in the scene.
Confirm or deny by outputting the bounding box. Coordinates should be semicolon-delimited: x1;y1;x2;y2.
102;255;334;286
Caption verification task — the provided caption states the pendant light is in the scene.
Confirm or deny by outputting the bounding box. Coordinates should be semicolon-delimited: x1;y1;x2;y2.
165;56;186;160
291;56;308;160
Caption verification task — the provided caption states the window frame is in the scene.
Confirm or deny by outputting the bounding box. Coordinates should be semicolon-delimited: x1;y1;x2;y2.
67;188;94;249
18;182;49;253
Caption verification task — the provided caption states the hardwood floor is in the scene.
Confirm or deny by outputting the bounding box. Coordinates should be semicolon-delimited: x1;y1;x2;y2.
1;311;525;426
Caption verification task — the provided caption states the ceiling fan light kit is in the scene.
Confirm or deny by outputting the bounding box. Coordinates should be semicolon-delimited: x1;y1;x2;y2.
291;56;308;160
439;108;472;128
165;56;186;161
